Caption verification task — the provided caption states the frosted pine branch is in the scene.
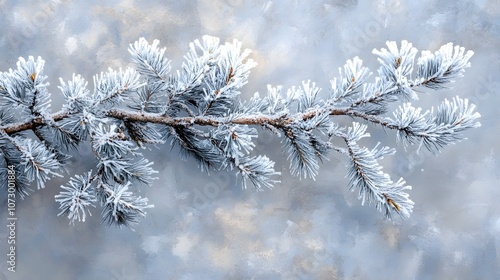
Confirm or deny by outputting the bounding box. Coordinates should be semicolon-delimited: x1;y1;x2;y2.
54;171;96;225
388;97;481;153
341;123;413;219
0;37;480;227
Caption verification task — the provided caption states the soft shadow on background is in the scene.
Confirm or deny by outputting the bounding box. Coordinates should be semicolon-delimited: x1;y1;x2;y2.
0;0;499;279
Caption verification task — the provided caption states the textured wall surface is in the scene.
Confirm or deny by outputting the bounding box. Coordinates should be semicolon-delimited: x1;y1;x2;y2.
0;0;499;279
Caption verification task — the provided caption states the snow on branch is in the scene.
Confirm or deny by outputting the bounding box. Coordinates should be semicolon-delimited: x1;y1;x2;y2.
330;57;371;103
99;181;153;227
415;43;474;89
92;67;143;106
98;157;157;186
373;40;418;80
55;171;96;225
0;57;48;106
128;38;171;81
342;123;413;218
284;127;323;180
59;74;91;112
0;37;481;227
0;130;62;190
237;155;281;191
0;143;31;198
372;40;418;100
388;96;481;153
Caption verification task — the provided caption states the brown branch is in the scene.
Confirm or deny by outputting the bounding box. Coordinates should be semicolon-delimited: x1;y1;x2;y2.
105;107;348;129
0;104;402;138
1;110;71;135
344;110;399;130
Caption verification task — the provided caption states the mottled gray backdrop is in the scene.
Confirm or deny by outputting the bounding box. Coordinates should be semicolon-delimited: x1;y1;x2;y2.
0;0;499;279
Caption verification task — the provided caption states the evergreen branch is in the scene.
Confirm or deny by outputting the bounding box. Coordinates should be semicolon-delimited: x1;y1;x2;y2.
55;171;97;225
0;146;32;198
387;96;481;153
236;155;281;191
93;67;143;106
98;180;153;227
283;127;320;179
343;135;414;219
0;130;63;189
208;125;280;190
167;125;224;172
0;37;481;227
128;37;171;81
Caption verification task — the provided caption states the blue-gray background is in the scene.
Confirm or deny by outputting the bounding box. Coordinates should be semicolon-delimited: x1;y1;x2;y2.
0;0;499;279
